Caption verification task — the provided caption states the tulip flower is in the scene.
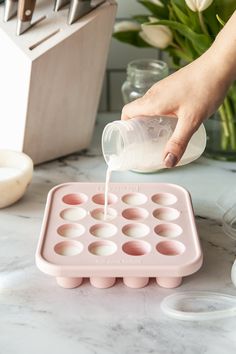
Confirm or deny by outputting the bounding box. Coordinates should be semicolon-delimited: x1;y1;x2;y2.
185;0;213;12
148;16;159;23
139;23;173;49
148;0;164;6
114;21;141;33
185;0;213;35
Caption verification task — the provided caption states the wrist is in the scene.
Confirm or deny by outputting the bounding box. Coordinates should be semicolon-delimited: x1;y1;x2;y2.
208;13;236;85
205;43;236;88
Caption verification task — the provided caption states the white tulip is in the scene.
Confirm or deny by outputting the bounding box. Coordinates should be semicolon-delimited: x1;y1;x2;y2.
148;0;164;7
140;23;173;49
148;16;159;23
114;21;141;33
185;0;213;12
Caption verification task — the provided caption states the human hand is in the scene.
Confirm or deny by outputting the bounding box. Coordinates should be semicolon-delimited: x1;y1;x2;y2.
121;50;232;168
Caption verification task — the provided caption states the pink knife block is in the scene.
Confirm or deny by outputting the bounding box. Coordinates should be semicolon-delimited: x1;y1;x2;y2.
36;182;203;289
0;1;116;164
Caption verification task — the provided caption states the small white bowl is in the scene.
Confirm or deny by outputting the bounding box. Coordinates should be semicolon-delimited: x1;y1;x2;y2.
0;150;33;208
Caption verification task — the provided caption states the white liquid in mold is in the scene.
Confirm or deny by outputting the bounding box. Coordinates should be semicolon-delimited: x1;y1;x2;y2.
123;224;149;238
60;246;78;256
61;207;86;221
57;244;82;256
122;193;147;206
91;224;116;238
61;226;85;238
90;244;116;256
92;208;116;221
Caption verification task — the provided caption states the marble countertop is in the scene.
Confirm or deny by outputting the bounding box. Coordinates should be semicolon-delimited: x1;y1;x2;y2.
1;113;236;354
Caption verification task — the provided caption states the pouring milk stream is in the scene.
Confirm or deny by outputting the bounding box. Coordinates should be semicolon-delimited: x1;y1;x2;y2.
101;116;206;220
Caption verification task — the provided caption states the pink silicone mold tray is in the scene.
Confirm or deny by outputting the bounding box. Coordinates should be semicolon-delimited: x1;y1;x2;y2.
36;183;203;289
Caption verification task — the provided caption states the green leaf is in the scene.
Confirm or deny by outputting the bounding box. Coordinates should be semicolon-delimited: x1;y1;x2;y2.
166;48;181;67
171;1;190;26
203;2;221;37
138;0;169;19
132;15;150;24
170;0;186;11
112;31;151;48
185;39;199;60
216;14;225;27
170;2;203;35
168;47;192;63
173;30;186;48
173;32;197;60
186;7;201;32
214;0;236;22
228;83;236;106
168;3;177;21
148;20;212;54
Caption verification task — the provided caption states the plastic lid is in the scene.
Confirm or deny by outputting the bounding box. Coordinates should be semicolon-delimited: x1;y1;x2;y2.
222;205;236;240
217;189;236;240
161;291;236;321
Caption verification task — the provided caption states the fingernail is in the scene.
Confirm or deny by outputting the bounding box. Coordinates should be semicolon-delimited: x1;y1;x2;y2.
164;153;177;168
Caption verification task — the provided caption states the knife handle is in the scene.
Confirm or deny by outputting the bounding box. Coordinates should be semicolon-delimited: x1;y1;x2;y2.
18;0;36;22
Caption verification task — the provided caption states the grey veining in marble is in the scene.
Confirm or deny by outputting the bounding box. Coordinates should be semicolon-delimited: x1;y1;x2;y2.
1;113;236;354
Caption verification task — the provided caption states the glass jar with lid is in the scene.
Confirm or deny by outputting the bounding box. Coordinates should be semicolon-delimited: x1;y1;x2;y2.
121;59;169;104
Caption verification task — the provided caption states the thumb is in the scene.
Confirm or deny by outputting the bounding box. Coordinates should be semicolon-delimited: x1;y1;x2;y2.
163;116;199;168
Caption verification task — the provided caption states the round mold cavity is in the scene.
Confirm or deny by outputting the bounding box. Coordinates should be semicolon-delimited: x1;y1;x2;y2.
60;207;87;222
156;240;185;256
62;193;88;205
122;240;151;256
152;193;177;206
122;193;147;206
153;207;180;222
57;224;85;238
122;207;148;221
90;207;117;221
92;193;117;205
90;223;117;238
154;223;182;238
54;241;83;256
88;240;117;256
122;223;150;238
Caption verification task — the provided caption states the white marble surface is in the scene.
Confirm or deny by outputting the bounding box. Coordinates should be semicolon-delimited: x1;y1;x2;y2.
1;113;236;354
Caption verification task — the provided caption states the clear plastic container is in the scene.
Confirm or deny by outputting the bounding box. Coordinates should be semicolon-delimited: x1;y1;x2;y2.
161;291;236;321
217;188;236;241
102;116;206;172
